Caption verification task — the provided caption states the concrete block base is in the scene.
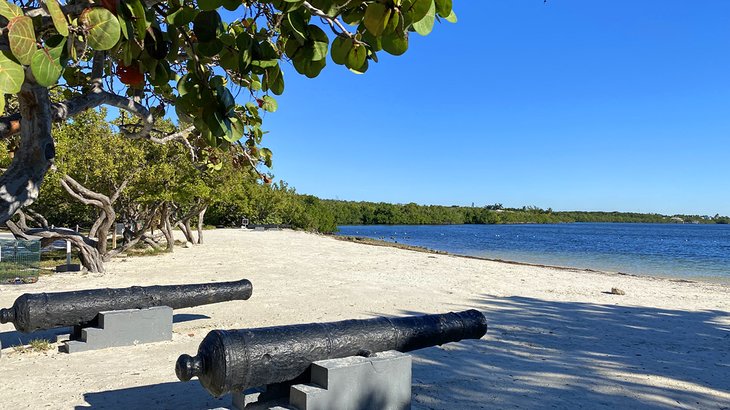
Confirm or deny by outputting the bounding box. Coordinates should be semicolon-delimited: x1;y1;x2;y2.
59;306;173;353
233;351;411;410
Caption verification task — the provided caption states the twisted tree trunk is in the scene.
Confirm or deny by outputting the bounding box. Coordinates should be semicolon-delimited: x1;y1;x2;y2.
197;205;207;244
0;82;54;224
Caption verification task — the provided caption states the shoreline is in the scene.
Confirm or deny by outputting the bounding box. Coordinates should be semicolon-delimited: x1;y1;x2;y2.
333;234;728;286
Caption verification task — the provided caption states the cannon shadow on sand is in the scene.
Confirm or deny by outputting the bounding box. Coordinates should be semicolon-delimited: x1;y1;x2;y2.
0;313;209;348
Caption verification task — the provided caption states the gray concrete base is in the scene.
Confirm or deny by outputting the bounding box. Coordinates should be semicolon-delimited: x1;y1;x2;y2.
233;351;411;410
60;306;173;353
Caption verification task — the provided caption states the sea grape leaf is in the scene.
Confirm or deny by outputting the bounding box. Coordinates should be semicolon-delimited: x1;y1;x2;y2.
346;44;366;70
0;51;24;93
8;16;36;65
126;0;149;41
364;2;391;37
31;38;66;87
199;0;223;11
330;36;352;65
444;9;457;23
261;95;277;112
194;11;221;43
435;0;452;17
412;0;435;36
82;8;121;51
0;0;21;20
44;0;69;37
402;0;432;25
382;31;408;55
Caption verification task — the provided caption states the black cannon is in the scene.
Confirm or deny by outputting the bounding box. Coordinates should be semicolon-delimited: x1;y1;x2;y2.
176;309;487;397
0;279;253;333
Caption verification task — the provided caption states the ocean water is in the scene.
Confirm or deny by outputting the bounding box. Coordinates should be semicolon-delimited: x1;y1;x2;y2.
336;223;730;282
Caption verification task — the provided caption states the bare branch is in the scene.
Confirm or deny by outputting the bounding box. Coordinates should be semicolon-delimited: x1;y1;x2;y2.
301;1;362;42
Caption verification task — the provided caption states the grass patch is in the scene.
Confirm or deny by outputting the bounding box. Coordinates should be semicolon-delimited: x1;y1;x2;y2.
13;338;54;354
125;246;169;257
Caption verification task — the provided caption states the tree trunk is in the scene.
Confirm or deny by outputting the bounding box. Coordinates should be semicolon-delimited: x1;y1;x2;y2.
23;228;105;273
161;203;174;251
196;205;207;244
176;220;195;243
0;82;54;225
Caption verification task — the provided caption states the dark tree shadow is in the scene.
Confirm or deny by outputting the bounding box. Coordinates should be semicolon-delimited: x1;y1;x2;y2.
75;381;228;410
396;296;730;409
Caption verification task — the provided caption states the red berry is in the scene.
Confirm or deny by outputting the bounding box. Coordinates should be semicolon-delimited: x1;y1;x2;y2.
116;63;144;86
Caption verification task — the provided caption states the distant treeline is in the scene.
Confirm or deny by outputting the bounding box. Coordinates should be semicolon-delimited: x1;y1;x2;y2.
318;201;730;228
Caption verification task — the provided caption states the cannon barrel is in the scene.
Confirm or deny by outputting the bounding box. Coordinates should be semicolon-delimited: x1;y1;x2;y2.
0;279;253;333
176;309;487;397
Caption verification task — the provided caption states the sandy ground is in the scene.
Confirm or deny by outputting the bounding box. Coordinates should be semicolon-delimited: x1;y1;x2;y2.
0;229;728;410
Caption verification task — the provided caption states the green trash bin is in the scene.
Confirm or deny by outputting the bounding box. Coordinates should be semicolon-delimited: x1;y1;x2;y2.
0;239;41;283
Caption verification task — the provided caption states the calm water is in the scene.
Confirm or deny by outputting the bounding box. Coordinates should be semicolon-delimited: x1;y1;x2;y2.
336;223;730;282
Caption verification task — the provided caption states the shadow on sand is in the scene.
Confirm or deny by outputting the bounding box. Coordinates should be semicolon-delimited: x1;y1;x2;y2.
401;295;730;409
0;313;210;349
75;381;227;410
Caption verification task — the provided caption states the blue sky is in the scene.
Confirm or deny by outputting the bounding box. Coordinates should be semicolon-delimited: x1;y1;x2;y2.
259;1;730;216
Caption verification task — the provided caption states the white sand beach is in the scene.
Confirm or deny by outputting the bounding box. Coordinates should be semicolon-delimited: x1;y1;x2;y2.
0;229;728;409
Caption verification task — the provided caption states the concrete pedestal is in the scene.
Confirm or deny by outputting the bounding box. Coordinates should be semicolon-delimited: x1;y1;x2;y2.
59;306;173;353
233;351;411;410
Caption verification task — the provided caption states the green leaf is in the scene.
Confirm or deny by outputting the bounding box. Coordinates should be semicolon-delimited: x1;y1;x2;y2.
346;44;366;70
0;52;23;94
330;36;352;65
223;115;245;142
412;0;435;36
307;25;329;61
222;0;241;11
402;0;431;25
285;11;308;44
44;0;69;37
364;2;391;37
444;9;457;23
261;95;277;112
0;94;4;115
292;55;326;78
82;8;121;51
197;39;223;57
149;60;170;86
31;39;66;87
0;0;21;20
194;11;221;43
382;31;408;55
8;16;36;65
126;0;148;41
166;6;197;26
435;0;452;18
199;0;223;11
348;58;368;75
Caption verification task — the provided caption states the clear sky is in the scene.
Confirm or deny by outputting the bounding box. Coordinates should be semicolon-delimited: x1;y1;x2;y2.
258;1;730;216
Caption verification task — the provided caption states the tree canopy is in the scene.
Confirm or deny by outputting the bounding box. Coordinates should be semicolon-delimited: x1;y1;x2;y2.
0;0;456;224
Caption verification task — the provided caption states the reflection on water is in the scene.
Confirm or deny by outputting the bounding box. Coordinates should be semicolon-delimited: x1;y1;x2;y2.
337;223;730;282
